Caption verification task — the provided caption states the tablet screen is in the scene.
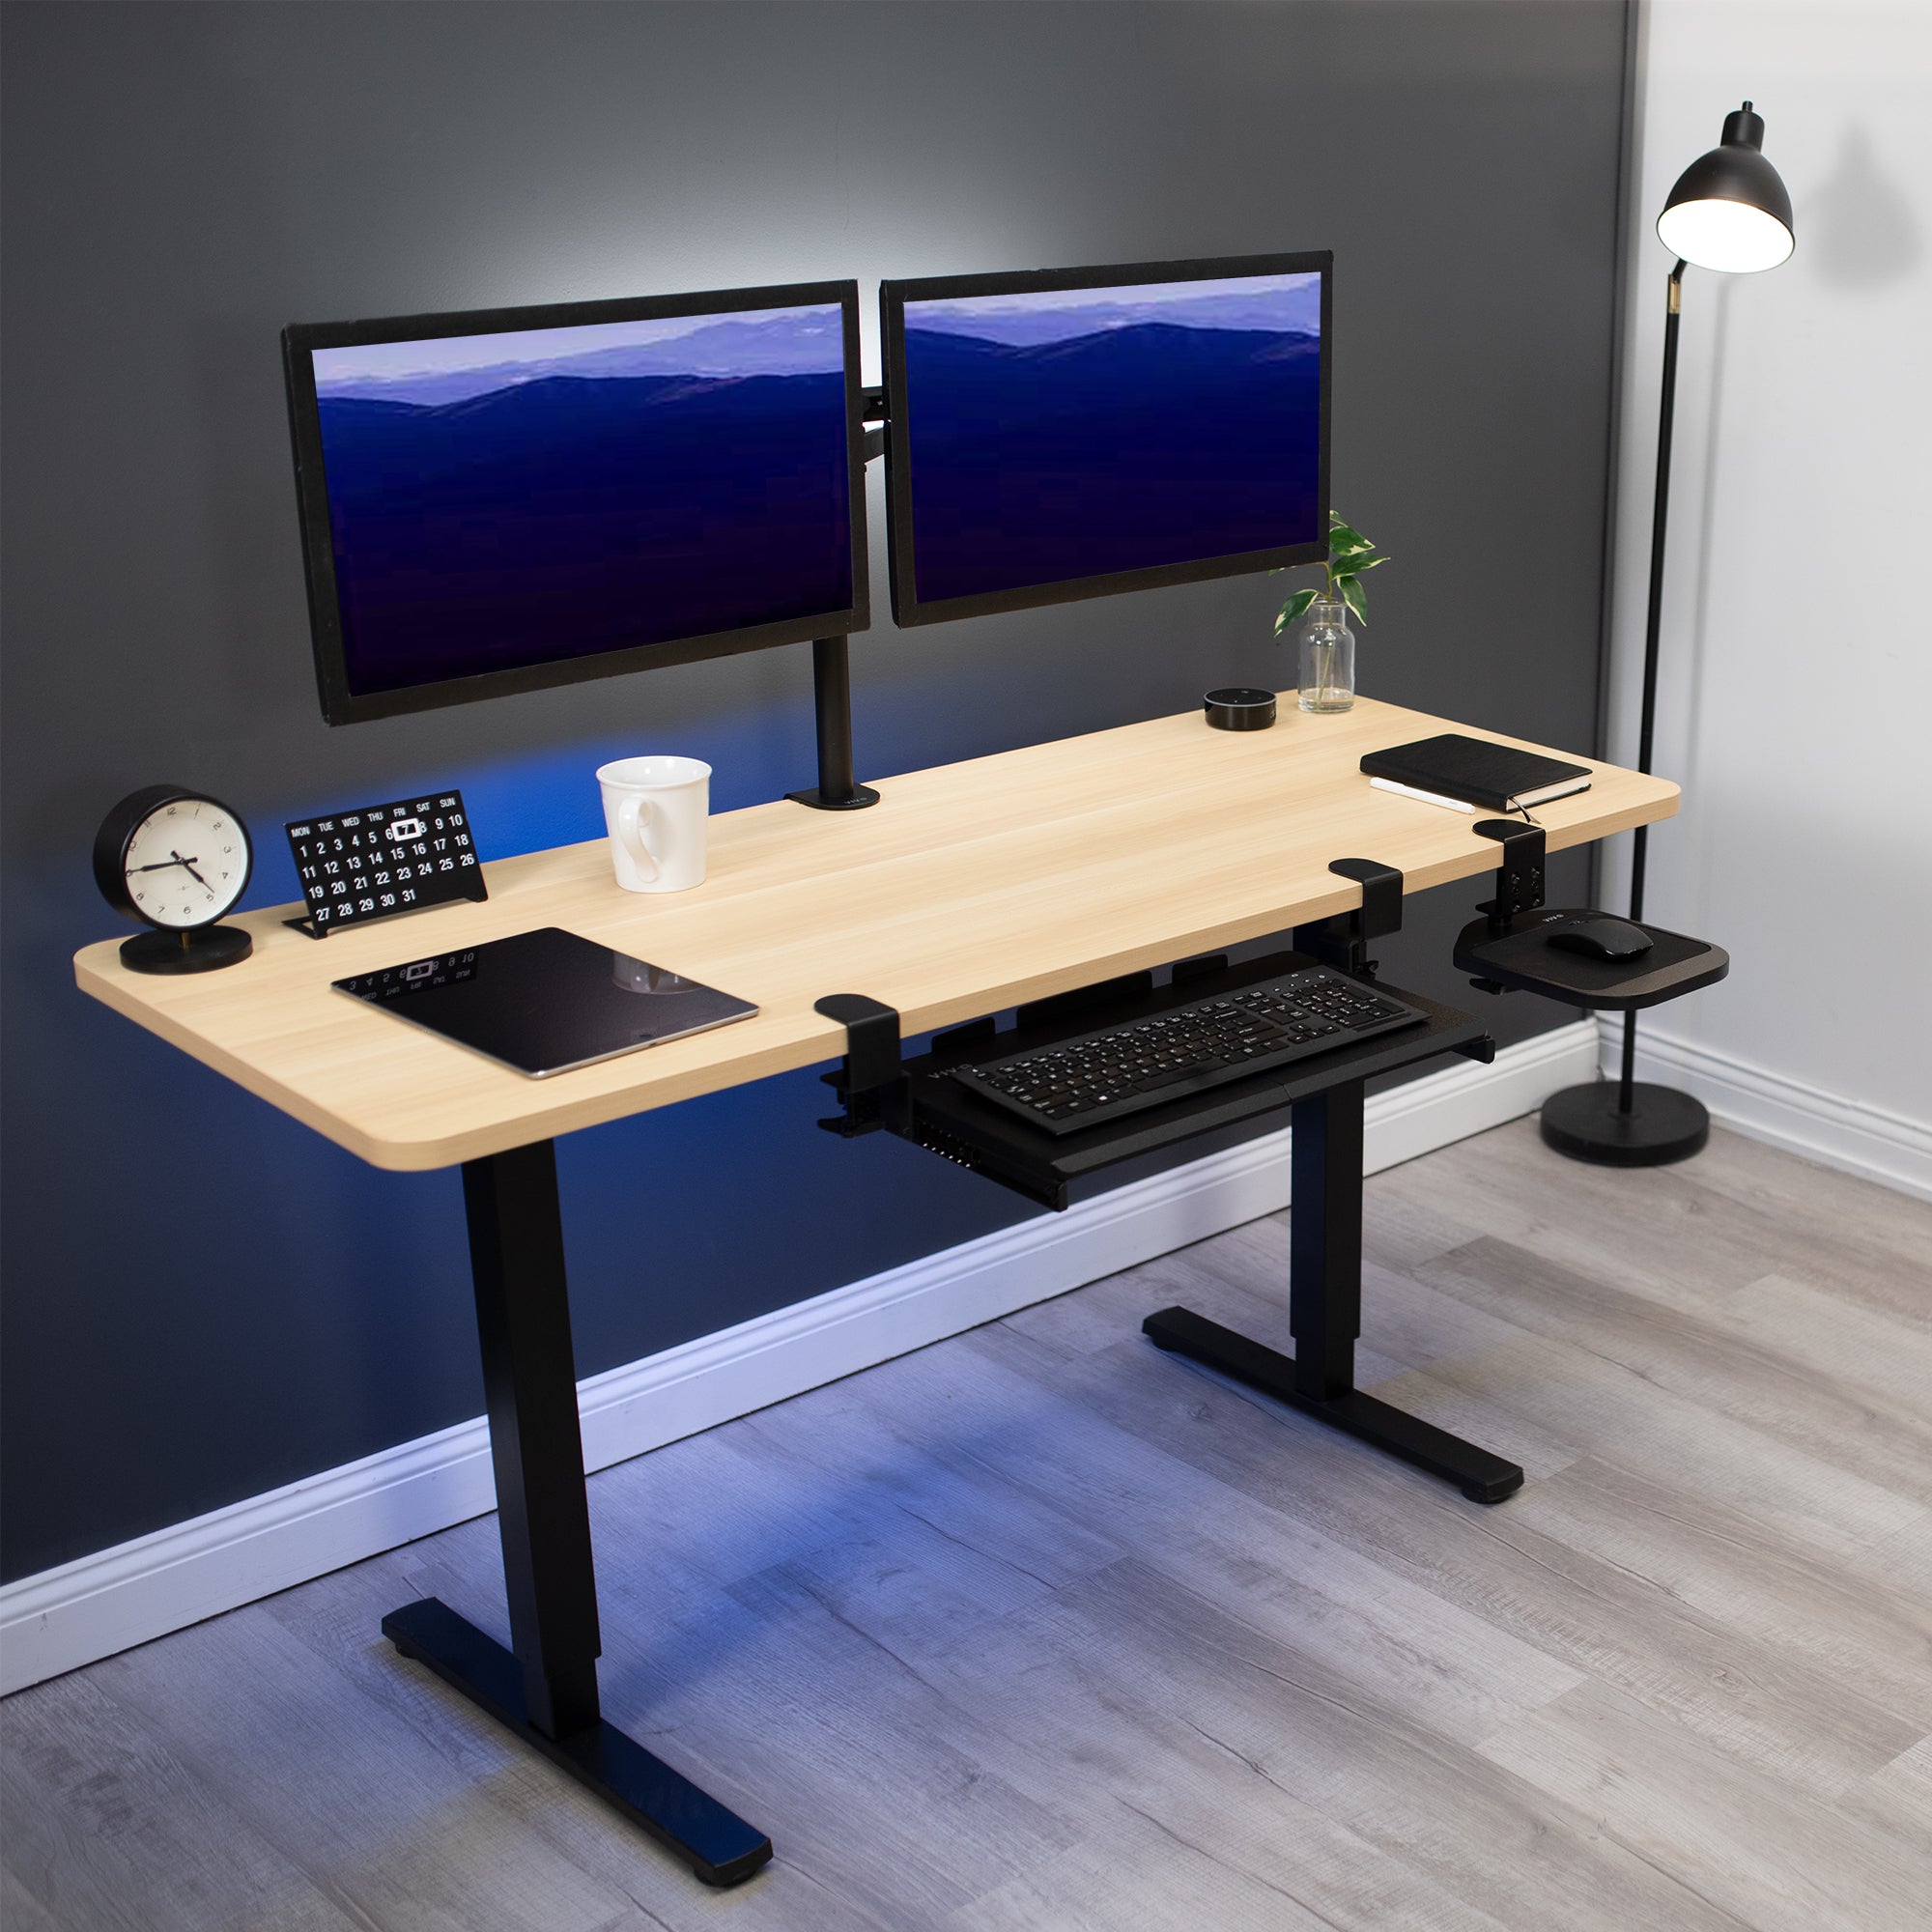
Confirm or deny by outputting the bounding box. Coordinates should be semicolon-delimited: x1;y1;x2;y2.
333;926;758;1078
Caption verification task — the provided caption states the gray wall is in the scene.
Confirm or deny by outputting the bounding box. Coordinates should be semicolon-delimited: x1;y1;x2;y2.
0;1;1630;1581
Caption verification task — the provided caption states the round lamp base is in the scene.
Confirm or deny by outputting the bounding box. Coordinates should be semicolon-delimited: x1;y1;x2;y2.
1539;1081;1709;1167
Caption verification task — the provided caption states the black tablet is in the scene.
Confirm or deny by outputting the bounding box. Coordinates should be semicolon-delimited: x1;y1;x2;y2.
332;927;758;1077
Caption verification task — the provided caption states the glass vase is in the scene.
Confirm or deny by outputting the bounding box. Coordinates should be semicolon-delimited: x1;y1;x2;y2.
1296;595;1356;713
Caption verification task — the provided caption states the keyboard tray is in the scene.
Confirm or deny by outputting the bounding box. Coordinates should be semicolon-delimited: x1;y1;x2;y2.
889;949;1492;1211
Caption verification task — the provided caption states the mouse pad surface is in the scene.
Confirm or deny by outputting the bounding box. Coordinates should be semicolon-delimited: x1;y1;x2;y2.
332;926;758;1077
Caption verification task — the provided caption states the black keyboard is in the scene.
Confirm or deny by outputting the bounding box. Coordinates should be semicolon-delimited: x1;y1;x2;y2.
949;967;1429;1137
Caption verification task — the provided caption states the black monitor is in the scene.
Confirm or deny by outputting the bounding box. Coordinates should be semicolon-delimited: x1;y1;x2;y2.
880;251;1330;628
282;281;868;724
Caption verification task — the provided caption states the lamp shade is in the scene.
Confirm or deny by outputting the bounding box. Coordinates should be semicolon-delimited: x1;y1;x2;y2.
1657;102;1794;273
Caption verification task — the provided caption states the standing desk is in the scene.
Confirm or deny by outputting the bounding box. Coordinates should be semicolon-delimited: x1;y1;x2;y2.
74;695;1679;1886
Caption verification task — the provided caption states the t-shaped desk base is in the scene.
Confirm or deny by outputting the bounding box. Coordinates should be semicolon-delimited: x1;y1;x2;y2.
1142;1079;1523;1505
381;1142;773;1889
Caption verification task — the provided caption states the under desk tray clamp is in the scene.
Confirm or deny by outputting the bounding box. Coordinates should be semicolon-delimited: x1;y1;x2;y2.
1294;857;1492;1066
813;993;908;1138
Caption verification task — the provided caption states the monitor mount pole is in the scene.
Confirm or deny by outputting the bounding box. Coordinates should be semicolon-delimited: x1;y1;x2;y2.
785;635;880;810
786;386;890;811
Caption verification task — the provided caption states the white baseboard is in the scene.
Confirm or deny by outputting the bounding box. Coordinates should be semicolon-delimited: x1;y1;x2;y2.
0;1020;1596;1696
1611;1021;1932;1204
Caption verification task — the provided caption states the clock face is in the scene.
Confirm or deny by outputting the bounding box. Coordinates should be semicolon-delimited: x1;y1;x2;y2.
123;797;251;929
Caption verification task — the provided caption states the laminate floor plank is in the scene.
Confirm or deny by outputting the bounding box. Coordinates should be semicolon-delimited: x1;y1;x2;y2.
1476;1679;1932;1932
1198;1215;1538;1375
0;1668;372;1932
1846;1734;1932;1848
0;1864;65;1932
258;1553;873;1932
835;1328;1585;1746
92;1605;652;1932
929;1558;1748;1932
1411;1237;1932;1506
1723;1271;1932;1423
1503;1455;1932;1736
986;1322;1926;1804
940;1785;1519;1932
1405;1332;1927;1575
1375;1121;1926;1324
6;1122;1929;1930
1664;1128;1932;1283
1004;1244;1311;1365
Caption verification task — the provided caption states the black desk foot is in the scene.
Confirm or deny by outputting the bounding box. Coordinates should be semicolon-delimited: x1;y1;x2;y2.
1143;1307;1523;1504
384;1598;773;1888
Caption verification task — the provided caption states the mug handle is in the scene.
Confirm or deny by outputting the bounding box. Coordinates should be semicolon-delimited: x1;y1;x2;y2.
616;794;660;882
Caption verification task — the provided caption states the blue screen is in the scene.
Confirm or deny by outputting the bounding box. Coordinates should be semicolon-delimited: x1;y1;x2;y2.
308;305;853;696
900;271;1322;606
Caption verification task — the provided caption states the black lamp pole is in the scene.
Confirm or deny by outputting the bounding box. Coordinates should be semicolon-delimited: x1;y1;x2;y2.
1542;103;1793;1166
1621;258;1686;1099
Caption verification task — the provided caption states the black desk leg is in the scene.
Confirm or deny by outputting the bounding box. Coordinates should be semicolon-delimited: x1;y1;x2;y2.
381;1141;773;1888
1144;1081;1523;1505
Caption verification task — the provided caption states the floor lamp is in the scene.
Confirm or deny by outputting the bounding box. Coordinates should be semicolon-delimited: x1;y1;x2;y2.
1542;102;1794;1166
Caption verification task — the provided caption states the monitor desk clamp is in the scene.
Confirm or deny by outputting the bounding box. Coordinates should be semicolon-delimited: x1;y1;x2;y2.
815;854;1527;1506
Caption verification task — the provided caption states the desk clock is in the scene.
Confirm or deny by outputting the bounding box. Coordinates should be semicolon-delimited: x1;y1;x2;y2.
94;784;254;973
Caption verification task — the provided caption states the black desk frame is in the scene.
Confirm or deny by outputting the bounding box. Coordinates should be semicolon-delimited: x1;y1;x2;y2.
1146;858;1524;1503
382;1141;773;1889
379;860;1524;1889
1140;1071;1523;1506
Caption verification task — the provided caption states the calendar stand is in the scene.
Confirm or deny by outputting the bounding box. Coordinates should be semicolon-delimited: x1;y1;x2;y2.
284;790;488;939
284;870;488;939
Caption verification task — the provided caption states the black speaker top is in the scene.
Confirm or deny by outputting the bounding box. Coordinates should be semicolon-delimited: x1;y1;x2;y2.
1203;687;1277;731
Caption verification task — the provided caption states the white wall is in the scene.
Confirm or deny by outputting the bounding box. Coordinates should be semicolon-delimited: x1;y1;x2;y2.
1607;0;1932;1195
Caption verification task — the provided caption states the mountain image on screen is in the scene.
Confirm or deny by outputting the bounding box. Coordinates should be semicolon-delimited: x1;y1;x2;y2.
902;273;1321;605
309;307;852;696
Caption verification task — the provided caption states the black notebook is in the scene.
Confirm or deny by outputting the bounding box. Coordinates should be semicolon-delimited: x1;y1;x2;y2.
1360;734;1592;812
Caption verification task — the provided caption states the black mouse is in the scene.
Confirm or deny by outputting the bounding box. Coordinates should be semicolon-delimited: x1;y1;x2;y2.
1543;914;1654;962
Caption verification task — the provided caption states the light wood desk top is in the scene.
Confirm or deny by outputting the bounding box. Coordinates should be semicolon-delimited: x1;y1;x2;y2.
75;696;1676;1171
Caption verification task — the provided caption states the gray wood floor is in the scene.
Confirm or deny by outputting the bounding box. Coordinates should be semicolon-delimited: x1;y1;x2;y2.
6;1121;1930;1931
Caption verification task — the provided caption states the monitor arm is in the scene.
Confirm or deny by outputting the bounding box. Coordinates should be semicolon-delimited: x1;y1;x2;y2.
786;386;893;812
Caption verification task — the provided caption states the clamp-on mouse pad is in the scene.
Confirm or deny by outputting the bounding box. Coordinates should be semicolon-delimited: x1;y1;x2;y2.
333;925;758;1077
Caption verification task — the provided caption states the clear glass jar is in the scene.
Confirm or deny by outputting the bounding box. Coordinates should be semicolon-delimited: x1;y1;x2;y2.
1296;595;1356;712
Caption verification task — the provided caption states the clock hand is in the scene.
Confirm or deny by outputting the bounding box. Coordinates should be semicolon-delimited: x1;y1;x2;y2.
175;853;213;889
129;855;199;873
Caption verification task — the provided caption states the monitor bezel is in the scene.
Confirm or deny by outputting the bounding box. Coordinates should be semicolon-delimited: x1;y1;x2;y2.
283;280;870;725
880;250;1332;630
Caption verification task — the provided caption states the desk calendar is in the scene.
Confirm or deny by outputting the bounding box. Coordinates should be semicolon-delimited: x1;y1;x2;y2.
285;790;487;937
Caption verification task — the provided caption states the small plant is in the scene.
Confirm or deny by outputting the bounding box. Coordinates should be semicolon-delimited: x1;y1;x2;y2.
1273;512;1389;634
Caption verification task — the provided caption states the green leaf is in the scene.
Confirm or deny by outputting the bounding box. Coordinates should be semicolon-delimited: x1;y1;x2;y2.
1336;574;1369;626
1273;587;1319;633
1343;551;1390;573
1328;520;1368;552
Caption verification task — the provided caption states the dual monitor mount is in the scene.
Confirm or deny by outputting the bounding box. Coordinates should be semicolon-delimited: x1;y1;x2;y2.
785;386;893;811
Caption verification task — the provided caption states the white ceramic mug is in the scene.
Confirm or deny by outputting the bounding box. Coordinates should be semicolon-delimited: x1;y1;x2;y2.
596;755;711;894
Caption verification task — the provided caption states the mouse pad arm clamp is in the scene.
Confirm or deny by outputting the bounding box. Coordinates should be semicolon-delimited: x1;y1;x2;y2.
1453;819;1729;1012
